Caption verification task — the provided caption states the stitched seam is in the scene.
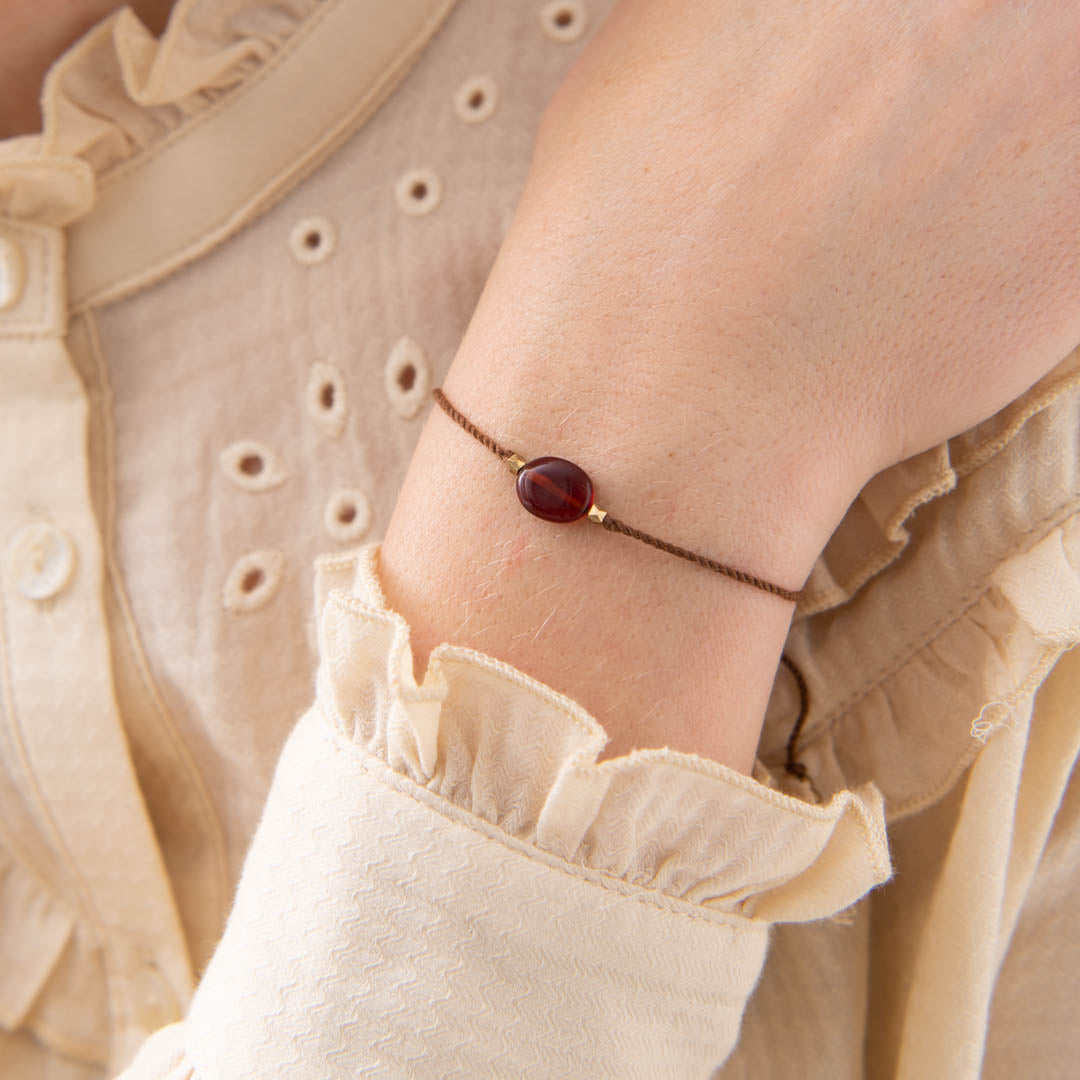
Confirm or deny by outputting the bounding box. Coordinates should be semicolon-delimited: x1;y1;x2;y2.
95;0;343;193
0;563;109;959
75;0;459;311
849;795;891;881
798;534;901;615
314;712;761;933
885;741;984;825
328;589;604;742
812;500;1080;737
326;587;889;882
328;586;881;885
0;330;58;342
0;819;78;920
0;224;52;335
313;550;363;573
562;754;853;820
878;647;1068;826
796;374;1080;618
34;227;48;328
951;367;1080;480
84;310;230;944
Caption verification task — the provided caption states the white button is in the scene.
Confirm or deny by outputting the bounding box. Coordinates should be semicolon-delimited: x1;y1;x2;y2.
9;523;75;600
132;963;182;1034
0;236;26;311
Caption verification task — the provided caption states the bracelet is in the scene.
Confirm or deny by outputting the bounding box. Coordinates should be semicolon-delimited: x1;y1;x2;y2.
430;386;819;795
432;386;803;602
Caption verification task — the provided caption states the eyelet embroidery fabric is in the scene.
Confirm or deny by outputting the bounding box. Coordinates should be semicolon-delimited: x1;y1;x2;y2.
323;488;373;541
1;0;1079;1076
117;541;892;1080
221;549;285;613
453;74;498;123
539;0;588;42
385;335;430;418
288;216;336;265
218;440;288;492
305;361;348;437
394;167;443;215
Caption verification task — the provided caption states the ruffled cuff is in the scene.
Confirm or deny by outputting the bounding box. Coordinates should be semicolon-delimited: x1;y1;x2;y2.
120;542;890;1080
315;543;891;922
0;843;110;1067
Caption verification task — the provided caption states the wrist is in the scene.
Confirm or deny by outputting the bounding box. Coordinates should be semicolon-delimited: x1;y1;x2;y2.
377;330;856;772
439;300;858;597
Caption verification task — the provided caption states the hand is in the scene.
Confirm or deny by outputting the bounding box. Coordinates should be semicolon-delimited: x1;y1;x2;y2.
504;0;1080;498
378;0;1080;771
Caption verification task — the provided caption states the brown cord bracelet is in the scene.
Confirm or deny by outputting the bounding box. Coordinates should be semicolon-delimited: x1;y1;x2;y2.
431;386;819;795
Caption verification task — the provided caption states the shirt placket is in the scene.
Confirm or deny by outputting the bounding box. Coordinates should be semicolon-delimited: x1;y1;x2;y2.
0;210;193;1073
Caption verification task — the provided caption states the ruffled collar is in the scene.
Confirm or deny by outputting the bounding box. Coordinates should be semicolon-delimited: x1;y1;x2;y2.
0;0;319;226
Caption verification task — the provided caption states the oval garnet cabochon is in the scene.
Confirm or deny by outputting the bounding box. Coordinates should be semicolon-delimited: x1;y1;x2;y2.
515;456;594;523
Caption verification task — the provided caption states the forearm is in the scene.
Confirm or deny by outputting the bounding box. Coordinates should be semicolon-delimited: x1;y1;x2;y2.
378;217;857;772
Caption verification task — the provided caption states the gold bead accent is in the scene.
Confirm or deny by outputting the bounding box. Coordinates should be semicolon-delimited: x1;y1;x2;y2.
504;453;527;475
587;504;607;524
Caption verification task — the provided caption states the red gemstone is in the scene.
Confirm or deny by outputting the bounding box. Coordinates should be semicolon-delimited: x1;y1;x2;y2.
515;456;594;523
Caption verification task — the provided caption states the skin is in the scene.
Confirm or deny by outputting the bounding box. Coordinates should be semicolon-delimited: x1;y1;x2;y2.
378;0;1080;771
5;1;1077;772
0;0;175;137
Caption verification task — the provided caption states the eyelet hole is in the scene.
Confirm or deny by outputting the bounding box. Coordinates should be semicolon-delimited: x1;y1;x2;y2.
289;216;336;265
307;362;347;437
223;549;285;613
220;440;287;491
385;337;429;419
395;169;442;216
454;75;498;124
540;1;587;42
324;488;372;541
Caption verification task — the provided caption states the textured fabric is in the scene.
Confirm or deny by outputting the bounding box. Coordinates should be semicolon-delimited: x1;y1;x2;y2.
1;0;1078;1077
116;541;885;1078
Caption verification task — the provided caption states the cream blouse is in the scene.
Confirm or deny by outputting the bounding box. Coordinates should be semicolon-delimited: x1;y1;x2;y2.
0;1;1077;1078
